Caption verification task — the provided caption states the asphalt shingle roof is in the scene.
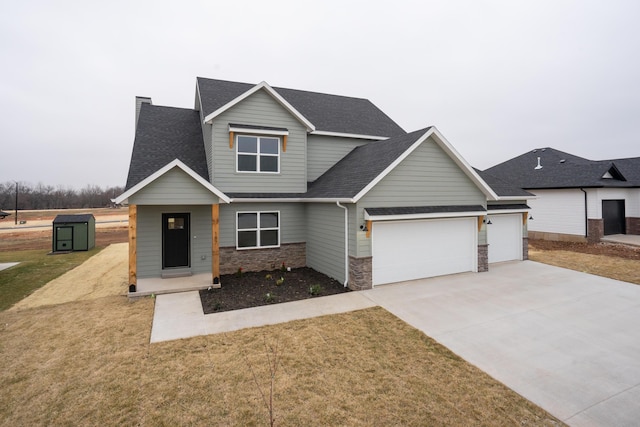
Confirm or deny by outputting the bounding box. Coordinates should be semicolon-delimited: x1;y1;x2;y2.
365;205;486;216
125;104;208;190
305;128;432;199
53;214;94;223
197;77;406;138
485;148;640;189
475;169;534;197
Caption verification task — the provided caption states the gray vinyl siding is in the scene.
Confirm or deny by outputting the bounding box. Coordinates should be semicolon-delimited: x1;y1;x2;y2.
136;205;212;278
306;203;346;283
203;121;213;180
218;202;306;247
356;137;486;256
307;135;370;182
211;90;307;193
129;167;219;205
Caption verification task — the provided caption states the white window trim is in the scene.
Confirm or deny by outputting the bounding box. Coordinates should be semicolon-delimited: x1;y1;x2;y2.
236;134;281;174
236;211;281;250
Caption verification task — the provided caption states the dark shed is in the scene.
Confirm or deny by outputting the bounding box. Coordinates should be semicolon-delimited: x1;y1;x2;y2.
52;214;96;252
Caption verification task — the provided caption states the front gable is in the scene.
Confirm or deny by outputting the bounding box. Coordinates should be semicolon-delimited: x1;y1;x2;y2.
209;88;308;194
115;160;229;205
359;135;487;208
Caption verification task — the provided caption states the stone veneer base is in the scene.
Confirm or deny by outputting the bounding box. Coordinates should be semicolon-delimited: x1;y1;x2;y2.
627;217;640;235
348;256;372;290
478;244;488;272
522;237;529;260
219;242;306;275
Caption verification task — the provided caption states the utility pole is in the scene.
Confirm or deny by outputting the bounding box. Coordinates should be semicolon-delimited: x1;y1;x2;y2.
14;181;18;225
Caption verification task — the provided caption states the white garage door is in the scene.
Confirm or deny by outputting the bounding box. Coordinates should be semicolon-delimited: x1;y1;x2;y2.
487;214;522;263
372;218;477;286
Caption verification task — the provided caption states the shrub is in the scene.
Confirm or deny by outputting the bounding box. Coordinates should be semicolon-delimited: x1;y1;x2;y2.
309;284;323;296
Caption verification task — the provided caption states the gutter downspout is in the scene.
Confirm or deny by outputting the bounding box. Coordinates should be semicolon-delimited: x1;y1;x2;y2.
580;188;588;238
336;202;349;287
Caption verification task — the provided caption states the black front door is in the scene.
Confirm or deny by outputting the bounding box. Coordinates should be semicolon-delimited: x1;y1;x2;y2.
162;213;190;269
602;200;626;235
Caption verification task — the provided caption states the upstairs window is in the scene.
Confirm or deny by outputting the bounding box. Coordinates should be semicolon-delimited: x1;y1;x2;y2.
237;135;280;173
237;211;280;249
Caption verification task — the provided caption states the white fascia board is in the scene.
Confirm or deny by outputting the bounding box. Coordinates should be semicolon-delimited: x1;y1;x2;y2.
487;209;529;214
229;125;289;136
114;159;231;204
310;130;389;141
195;79;203;111
364;210;487;221
203;81;316;131
352;129;434;202
230;198;354;203
429;127;500;201
495;195;538;201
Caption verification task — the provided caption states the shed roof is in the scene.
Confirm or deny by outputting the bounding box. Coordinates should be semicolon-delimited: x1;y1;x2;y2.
53;214;95;223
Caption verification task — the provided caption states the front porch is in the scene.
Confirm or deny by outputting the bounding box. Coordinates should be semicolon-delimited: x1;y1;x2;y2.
130;273;219;298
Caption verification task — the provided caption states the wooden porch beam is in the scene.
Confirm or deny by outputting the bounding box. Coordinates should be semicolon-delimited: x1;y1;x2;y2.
523;212;528;225
282;135;287;152
128;204;137;286
229;131;234;149
478;215;485;231
366;220;372;238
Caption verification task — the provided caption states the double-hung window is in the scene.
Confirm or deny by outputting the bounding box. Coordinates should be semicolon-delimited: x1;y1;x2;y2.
237;211;280;249
237;135;280;173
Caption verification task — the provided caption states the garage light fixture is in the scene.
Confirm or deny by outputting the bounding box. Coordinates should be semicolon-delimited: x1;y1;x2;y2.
529;215;534;220
483;218;492;225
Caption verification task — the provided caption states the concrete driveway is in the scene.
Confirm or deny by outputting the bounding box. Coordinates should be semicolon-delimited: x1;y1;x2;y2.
363;261;640;426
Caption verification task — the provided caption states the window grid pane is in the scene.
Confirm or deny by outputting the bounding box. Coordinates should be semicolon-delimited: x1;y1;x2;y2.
237;212;279;248
236;135;280;173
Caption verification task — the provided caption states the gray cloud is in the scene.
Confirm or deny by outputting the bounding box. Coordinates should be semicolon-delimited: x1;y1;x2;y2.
1;0;638;188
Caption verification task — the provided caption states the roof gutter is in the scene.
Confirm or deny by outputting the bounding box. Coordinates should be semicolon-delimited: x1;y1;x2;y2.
336;202;349;288
229;198;355;203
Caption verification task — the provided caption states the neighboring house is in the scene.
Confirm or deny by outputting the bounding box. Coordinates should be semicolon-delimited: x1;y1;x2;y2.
484;148;640;243
115;78;532;291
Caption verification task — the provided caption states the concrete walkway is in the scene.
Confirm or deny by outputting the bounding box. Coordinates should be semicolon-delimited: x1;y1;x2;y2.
150;261;640;426
0;262;19;272
601;233;640;247
150;290;376;343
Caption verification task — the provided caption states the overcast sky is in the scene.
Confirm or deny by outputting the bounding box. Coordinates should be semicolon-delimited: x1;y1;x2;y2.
1;0;639;189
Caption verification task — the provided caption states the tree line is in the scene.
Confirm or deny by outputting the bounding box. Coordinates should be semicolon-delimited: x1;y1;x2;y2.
0;182;124;210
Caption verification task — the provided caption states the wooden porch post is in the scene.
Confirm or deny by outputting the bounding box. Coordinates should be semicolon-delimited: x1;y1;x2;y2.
129;204;137;286
212;204;220;285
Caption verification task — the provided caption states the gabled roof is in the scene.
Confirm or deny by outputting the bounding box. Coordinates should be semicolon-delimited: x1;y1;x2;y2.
196;77;406;138
124;103;208;190
116;159;230;205
485;147;640;189
304;127;498;201
475;169;535;198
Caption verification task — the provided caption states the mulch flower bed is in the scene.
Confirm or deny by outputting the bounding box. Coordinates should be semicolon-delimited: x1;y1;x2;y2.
199;267;350;314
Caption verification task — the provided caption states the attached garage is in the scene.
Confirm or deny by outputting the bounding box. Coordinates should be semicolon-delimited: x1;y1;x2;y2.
372;217;477;286
487;213;522;263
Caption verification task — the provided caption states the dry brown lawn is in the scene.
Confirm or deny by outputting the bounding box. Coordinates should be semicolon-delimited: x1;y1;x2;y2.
529;240;640;285
0;297;561;426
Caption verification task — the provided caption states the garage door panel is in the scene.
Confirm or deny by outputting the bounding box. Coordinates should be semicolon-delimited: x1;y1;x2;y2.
372;218;476;286
487;214;522;263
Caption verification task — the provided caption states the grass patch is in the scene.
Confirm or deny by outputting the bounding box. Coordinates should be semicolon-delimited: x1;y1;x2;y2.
529;249;640;285
0;297;561;426
0;248;103;311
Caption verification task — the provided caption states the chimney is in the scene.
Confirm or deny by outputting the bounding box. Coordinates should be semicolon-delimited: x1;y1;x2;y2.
135;96;152;130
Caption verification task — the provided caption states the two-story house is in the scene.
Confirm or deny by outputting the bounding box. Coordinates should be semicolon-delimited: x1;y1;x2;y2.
115;78;532;292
